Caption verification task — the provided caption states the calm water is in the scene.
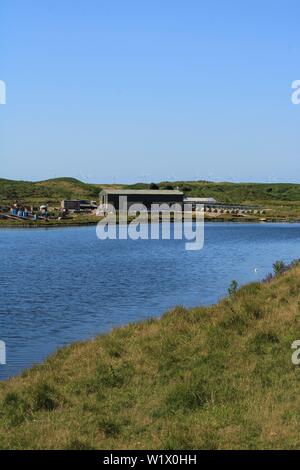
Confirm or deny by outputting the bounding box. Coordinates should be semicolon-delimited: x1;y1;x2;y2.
0;223;300;380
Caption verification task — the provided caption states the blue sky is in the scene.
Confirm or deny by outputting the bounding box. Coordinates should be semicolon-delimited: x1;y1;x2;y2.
1;0;300;183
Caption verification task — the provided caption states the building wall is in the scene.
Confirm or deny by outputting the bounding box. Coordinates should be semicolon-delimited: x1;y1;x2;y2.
102;193;184;210
61;200;81;211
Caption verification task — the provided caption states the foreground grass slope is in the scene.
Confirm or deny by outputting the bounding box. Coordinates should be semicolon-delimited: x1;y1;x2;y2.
1;266;300;449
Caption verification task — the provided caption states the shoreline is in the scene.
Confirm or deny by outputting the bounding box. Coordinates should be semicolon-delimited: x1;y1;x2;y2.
1;217;300;228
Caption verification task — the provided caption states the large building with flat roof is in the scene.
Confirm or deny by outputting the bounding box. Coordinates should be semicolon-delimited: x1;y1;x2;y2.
99;189;184;210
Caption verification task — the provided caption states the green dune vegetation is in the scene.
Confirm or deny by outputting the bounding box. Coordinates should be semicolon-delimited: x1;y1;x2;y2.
1;177;300;224
132;180;300;204
1;261;300;449
1;177;300;206
0;177;103;206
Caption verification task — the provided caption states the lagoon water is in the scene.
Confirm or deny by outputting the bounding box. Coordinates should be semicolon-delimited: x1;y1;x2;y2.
1;223;300;380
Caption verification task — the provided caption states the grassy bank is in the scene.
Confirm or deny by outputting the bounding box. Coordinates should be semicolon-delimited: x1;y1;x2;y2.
0;214;101;228
0;213;266;228
1;264;300;449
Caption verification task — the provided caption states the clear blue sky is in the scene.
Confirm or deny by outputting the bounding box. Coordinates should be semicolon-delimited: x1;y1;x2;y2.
1;0;300;183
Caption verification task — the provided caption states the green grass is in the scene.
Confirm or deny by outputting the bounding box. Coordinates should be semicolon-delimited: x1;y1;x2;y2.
2;177;300;206
2;177;300;223
0;214;101;228
1;263;300;449
158;181;300;203
0;177;103;206
125;180;300;206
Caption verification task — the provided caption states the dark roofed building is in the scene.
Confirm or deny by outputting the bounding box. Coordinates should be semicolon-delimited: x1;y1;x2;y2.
99;189;184;210
61;200;98;212
61;200;81;211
